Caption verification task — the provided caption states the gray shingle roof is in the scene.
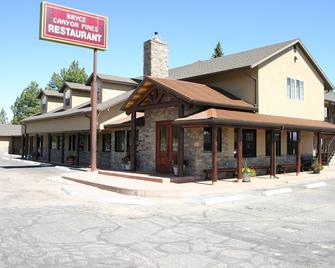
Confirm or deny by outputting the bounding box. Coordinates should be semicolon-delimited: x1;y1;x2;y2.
168;39;333;90
38;90;63;99
169;39;298;79
86;73;139;86
325;91;335;103
0;124;22;136
59;82;91;93
22;90;134;122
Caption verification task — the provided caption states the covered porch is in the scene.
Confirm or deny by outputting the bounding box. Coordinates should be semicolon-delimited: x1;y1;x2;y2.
171;108;335;184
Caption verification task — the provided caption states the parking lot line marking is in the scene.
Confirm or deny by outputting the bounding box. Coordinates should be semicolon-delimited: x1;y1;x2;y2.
305;182;327;189
263;188;292;196
203;195;244;205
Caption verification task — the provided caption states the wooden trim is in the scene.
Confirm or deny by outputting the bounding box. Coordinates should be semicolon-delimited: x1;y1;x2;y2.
134;101;179;112
270;130;276;177
61;133;65;164
317;132;322;164
212;126;218;184
237;128;243;180
130;111;136;171
296;130;301;175
48;134;51;162
76;133;80;166
21;135;25;158
177;104;184;177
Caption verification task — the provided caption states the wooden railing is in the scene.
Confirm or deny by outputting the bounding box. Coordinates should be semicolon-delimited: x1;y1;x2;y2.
326;136;335;164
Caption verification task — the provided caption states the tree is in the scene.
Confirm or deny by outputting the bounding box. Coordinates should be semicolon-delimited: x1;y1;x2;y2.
212;42;224;58
0;108;8;124
11;81;41;124
47;60;88;91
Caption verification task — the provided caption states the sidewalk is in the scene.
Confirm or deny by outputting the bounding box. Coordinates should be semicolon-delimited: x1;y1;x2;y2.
62;167;335;198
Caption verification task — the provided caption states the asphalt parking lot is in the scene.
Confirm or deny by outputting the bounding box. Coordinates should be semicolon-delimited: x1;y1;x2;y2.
0;154;334;267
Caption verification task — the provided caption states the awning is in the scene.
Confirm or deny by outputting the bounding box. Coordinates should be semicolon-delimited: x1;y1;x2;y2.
104;112;144;129
174;108;335;133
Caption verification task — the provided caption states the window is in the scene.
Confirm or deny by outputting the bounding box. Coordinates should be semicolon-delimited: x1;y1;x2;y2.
203;127;222;152
287;78;304;100
65;90;71;107
287;131;298;155
102;134;111;152
41;96;47;112
39;136;44;157
57;136;61;150
115;131;126;152
265;131;281;156
78;134;84;151
68;135;76;151
51;136;57;150
243;129;256;158
87;134;91;152
324;107;329;120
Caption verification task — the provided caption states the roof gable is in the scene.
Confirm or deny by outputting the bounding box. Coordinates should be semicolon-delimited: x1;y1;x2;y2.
169;39;333;90
122;76;255;113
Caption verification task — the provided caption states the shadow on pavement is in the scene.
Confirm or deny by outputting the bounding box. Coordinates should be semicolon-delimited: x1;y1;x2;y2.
0;164;55;169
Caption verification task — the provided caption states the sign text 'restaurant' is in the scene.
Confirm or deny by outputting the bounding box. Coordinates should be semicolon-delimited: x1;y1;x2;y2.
40;2;108;50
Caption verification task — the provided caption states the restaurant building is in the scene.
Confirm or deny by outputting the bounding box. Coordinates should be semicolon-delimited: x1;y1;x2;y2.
22;36;335;181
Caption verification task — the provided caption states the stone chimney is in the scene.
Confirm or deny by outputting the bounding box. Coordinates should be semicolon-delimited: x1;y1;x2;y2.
143;32;168;78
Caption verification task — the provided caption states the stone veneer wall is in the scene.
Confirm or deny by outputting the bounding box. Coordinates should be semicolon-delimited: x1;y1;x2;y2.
136;106;178;172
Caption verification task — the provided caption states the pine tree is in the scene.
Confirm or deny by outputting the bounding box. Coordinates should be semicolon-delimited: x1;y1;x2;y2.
47;60;88;91
0;108;8;124
11;81;41;124
212;42;224;58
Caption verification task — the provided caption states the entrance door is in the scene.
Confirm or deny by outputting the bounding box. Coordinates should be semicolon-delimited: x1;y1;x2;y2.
156;121;178;173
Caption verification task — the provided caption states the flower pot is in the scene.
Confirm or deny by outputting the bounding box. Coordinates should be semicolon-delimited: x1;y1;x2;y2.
242;174;251;183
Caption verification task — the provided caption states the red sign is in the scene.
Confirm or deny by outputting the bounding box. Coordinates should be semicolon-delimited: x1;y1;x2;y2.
40;2;108;50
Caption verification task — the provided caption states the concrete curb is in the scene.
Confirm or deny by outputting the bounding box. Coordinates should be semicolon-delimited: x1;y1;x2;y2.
304;182;327;189
263;188;292;196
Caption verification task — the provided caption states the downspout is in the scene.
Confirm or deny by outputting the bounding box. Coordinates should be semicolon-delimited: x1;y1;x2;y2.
245;72;258;111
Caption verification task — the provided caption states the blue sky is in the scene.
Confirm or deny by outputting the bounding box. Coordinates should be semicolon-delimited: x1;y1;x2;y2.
1;0;334;120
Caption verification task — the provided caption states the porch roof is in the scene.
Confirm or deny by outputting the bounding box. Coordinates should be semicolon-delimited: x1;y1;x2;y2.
122;76;255;112
104;112;145;128
174;108;335;132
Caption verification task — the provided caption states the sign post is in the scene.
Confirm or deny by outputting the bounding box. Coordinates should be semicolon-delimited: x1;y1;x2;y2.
91;49;98;171
40;1;108;172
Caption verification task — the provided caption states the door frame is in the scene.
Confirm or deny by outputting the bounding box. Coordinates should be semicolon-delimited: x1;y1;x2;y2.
155;120;177;173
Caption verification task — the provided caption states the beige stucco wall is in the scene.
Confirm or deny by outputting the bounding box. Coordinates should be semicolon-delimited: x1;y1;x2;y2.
188;68;258;105
0;137;10;153
226;128;234;157
101;81;136;103
98;102;127;129
280;130;287;155
258;46;324;120
257;129;266;157
47;97;63;112
26;115;90;134
301;131;314;154
71;90;90;108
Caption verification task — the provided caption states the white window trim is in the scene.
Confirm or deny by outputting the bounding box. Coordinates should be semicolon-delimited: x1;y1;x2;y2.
287;77;304;101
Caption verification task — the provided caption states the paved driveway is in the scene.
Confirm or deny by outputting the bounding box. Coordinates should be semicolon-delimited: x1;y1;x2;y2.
0;155;335;267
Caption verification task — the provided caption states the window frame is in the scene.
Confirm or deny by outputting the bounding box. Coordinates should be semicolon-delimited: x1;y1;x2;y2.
287;131;298;155
115;130;126;152
265;130;281;156
102;133;112;152
287;77;304;101
203;127;222;152
242;129;257;158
